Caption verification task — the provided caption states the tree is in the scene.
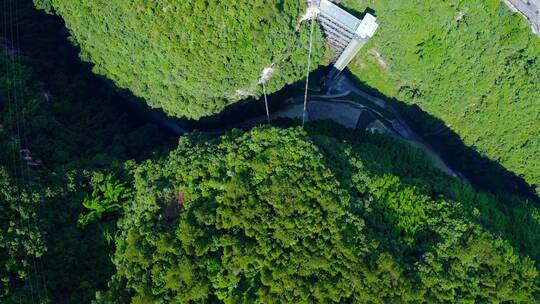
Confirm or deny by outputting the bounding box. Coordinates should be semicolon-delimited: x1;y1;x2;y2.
37;0;327;119
105;126;540;302
0;167;45;303
342;0;540;194
78;173;132;227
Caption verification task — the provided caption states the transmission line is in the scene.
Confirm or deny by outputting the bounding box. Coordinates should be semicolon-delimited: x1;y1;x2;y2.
4;3;36;302
262;82;270;124
302;18;315;127
3;0;48;302
13;0;49;299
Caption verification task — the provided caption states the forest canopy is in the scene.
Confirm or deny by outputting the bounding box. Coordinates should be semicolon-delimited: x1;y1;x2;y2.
39;0;540;196
36;0;326;119
0;5;173;301
342;0;540;194
102;126;540;303
3;1;540;303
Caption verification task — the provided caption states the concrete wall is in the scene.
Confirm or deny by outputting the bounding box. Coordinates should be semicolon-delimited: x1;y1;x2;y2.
503;0;540;35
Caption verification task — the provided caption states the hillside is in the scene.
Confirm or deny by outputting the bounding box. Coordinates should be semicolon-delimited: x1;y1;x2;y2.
0;4;173;300
341;0;540;194
35;0;326;119
98;126;540;303
1;1;539;303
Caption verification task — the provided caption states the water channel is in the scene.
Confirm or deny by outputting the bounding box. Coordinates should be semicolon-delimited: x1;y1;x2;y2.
130;70;460;178
11;0;538;204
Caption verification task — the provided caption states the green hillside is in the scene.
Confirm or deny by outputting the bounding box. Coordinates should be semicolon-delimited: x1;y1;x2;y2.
1;1;539;303
36;0;326;119
98;126;540;303
0;11;170;300
341;0;540;194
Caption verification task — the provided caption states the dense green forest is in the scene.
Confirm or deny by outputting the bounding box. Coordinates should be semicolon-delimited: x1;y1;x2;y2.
0;49;108;303
0;1;173;301
342;0;540;195
37;0;540;196
34;0;327;119
2;0;540;303
0;166;44;302
96;126;540;303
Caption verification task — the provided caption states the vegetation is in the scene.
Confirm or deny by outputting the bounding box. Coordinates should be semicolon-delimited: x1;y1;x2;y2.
0;167;45;303
1;1;539;303
0;1;172;301
37;0;326;119
342;0;540;194
78;173;133;227
101;126;540;303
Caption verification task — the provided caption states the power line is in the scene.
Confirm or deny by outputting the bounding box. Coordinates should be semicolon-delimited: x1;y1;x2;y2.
262;82;270;124
302;18;315;127
3;0;47;302
13;0;49;299
6;2;39;302
4;1;36;302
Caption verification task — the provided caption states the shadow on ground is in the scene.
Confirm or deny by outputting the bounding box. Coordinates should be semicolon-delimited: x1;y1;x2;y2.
303;120;540;267
342;69;539;202
7;2;540;302
18;0;537;203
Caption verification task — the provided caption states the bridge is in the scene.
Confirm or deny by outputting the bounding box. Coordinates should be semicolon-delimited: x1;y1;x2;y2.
307;0;378;77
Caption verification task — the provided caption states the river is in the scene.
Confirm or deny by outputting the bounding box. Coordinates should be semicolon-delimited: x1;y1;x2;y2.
14;1;537;201
130;70;460;178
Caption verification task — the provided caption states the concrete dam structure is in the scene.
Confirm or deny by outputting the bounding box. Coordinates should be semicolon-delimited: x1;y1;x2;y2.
308;0;378;76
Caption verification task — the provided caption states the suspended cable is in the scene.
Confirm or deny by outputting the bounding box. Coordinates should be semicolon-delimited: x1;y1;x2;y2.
259;66;273;125
262;82;270;124
4;0;47;301
302;17;315;127
13;0;49;299
3;0;17;178
4;2;36;302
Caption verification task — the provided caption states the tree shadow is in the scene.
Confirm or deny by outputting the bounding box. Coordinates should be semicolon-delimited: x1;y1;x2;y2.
9;0;176;164
19;0;538;203
303;119;540;266
170;70;319;132
341;69;539;202
4;2;176;302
